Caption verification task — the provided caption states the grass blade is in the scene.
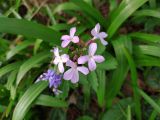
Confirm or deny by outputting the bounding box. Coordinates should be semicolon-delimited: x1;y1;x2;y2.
12;81;48;120
16;51;51;85
123;47;141;120
0;17;61;44
108;0;148;39
35;94;68;107
138;89;160;113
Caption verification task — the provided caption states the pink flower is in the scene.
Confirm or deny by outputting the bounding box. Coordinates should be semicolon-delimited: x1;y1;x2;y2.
78;43;105;71
91;23;108;46
63;60;89;83
52;47;69;73
61;27;79;48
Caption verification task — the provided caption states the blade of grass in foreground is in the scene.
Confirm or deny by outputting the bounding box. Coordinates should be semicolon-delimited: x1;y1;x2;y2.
108;0;148;39
123;47;141;120
138;89;160;113
35;94;68;107
0;17;61;44
12;81;48;120
16;51;51;86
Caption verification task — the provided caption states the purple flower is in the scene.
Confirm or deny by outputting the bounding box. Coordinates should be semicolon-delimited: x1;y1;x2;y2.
78;43;105;71
91;23;108;46
52;47;69;73
36;69;62;94
61;27;79;48
63;60;89;83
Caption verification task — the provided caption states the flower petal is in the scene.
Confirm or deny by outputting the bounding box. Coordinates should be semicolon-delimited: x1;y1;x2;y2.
88;58;96;71
94;55;105;63
71;70;79;83
99;32;108;38
70;27;76;38
61;54;69;63
99;37;108;46
77;66;89;75
54;47;59;57
78;55;89;64
66;60;75;68
95;23;100;33
89;43;97;56
72;36;79;43
63;68;73;80
58;62;64;73
61;35;70;41
61;39;70;48
53;57;59;65
91;29;97;38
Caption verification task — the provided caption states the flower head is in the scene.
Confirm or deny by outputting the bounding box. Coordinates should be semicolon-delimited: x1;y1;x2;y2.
36;69;62;94
52;47;69;73
63;60;89;83
91;23;108;46
78;43;105;71
61;27;79;48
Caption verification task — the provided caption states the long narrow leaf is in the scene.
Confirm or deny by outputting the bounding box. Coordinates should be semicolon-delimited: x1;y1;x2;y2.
12;81;48;120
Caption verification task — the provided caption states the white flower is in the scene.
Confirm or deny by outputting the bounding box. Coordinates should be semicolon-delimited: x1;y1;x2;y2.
91;23;108;46
52;47;69;73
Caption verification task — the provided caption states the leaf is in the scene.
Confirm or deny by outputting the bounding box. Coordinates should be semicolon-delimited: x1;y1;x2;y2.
96;70;106;107
133;9;160;19
35;94;68;107
102;98;133;120
16;51;51;85
135;54;160;67
6;40;33;60
53;2;79;14
0;62;21;78
77;116;93;120
134;45;160;58
97;52;118;70
87;71;98;92
138;89;160;113
6;70;17;90
12;81;48;120
106;36;131;108
123;47;141;120
71;0;107;29
0;17;61;44
108;0;148;38
129;32;160;43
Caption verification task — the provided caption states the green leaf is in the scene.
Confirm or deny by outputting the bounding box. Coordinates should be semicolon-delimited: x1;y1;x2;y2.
108;0;148;38
0;62;21;78
133;9;160;19
6;41;33;60
71;0;107;28
106;36;131;108
123;47;141;120
88;71;98;92
53;2;79;14
134;45;160;58
96;70;106;107
102;98;133;120
97;52;118;70
35;94;68;107
12;81;48;120
16;51;51;85
135;54;160;67
6;70;17;90
0;17;61;44
129;32;160;43
138;89;160;113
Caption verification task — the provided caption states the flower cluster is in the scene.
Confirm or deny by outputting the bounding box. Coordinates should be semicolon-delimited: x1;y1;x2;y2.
36;69;62;95
36;23;108;95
